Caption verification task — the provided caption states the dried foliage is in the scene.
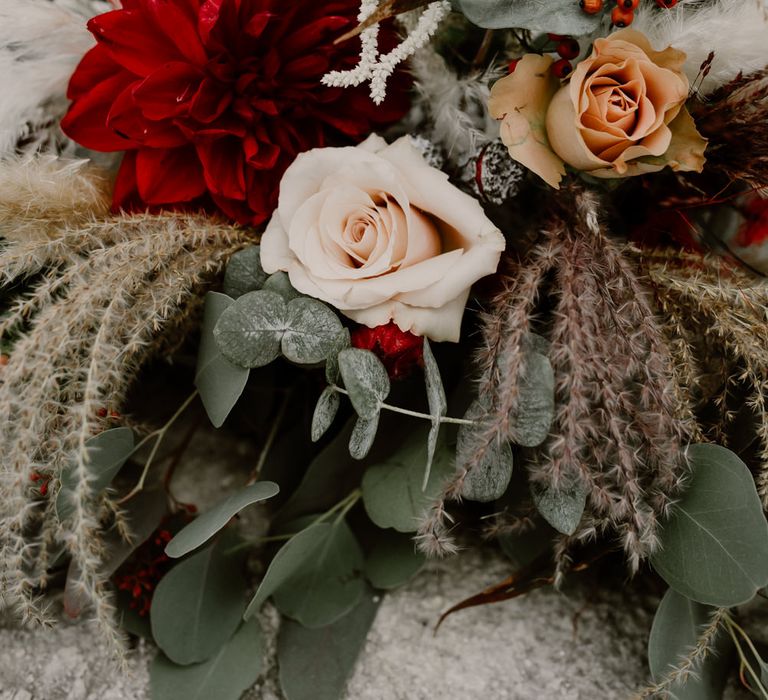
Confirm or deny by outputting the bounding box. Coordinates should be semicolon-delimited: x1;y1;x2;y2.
0;158;250;655
635;247;768;506
418;185;695;572
692;67;768;192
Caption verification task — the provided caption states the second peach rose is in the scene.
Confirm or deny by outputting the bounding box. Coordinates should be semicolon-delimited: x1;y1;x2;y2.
488;30;707;188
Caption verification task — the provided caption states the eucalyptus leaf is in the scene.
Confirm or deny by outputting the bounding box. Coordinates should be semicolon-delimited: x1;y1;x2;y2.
150;540;247;665
222;246;267;298
452;0;604;34
165;481;280;558
422;338;447;490
530;480;588;536
349;414;379;460
282;298;344;365
57;427;134;522
214;290;286;369
365;531;425;590
648;588;731;700
325;327;351;384
263;271;301;300
524;332;551;356
508;351;554;447
457;401;513;503
338;348;390;421
311;387;340;443
651;444;768;607
195;292;250;428
362;429;455;532
150;619;263;700
245;521;364;626
278;590;379;700
272;519;365;628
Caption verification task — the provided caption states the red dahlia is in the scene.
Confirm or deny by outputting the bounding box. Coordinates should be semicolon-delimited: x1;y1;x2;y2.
351;323;424;380
61;0;409;225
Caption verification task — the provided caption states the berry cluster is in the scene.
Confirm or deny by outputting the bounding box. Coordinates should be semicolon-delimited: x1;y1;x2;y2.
579;0;678;27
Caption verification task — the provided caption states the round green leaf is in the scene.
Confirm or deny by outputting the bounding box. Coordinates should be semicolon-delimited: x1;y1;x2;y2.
648;588;730;700
651;444;768;607
362;429;455;532
223;246;267;298
278;590;379;700
214;290;286;369
195;292;250;428
338;348;390;421
150;618;263;700
281;298;344;365
311;387;340;443
325;328;351;384
457;401;513;503
165;481;280;558
349;414;379;460
151;541;247;665
272;519;365;628
508;351;554;447
263;271;301;300
452;0;603;33
364;531;425;590
530;480;588;536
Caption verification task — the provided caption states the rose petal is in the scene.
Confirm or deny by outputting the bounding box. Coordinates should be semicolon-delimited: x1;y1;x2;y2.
488;54;566;189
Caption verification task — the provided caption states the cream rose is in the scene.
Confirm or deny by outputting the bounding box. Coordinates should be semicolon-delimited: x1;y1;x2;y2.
488;30;707;188
260;135;506;342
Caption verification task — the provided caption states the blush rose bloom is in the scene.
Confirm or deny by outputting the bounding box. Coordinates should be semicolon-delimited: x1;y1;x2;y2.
260;135;506;342
488;30;707;188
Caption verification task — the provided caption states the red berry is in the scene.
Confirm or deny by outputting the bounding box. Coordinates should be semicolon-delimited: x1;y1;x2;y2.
618;0;640;8
611;6;635;26
508;58;521;73
551;58;573;79
0;354;8;366
556;39;580;60
97;407;108;418
39;481;48;497
655;0;678;6
580;0;604;14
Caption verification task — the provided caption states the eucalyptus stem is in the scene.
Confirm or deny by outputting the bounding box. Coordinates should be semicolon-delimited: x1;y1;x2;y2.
330;385;474;426
118;390;199;503
723;614;768;699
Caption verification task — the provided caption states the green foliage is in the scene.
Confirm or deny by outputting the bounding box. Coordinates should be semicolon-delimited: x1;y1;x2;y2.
263;270;301;300
165;482;280;558
311;387;340;443
214;290;344;369
277;590;379;700
150;619;263;700
222;246;267;298
648;589;730;700
651;444;768;607
272;520;365;628
422;338;447;489
365;530;425;590
458;401;513;503
349;415;379;461
338;348;390;421
195;292;250;428
362;429;454;532
56;427;134;521
282;298;344;365
325;327;351;384
150;539;247;665
530;479;588;536
508;351;555;447
214;290;287;368
451;0;603;34
245;520;365;627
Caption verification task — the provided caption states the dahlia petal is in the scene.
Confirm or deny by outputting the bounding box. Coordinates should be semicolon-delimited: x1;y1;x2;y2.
198;0;223;44
143;0;208;65
244;12;272;38
281;54;330;80
89;10;182;77
61;73;141;151
281;16;350;56
197;138;247;200
67;45;122;101
112;151;141;213
189;79;232;123
132;62;204;120
108;84;187;148
136;147;206;204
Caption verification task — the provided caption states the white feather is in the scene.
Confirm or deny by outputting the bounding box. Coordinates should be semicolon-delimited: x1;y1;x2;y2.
0;0;107;157
632;0;768;96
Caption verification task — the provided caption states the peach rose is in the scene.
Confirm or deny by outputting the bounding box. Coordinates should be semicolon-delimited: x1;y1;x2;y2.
260;135;506;342
488;30;707;188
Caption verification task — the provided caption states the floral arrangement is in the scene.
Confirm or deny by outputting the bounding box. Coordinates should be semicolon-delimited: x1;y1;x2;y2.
1;0;768;698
